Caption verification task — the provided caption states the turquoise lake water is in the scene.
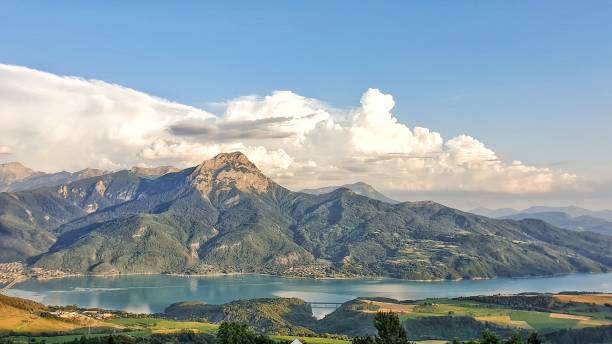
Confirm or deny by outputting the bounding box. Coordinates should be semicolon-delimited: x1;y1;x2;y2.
7;273;611;318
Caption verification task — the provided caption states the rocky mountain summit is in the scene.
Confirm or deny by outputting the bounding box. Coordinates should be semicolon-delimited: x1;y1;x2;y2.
0;162;42;190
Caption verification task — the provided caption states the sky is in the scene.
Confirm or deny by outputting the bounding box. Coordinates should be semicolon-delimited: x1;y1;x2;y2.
0;1;611;210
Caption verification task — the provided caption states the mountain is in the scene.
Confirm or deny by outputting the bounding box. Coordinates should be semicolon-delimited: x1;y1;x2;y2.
471;205;612;222
0;168;149;262
468;207;519;218
0;162;43;191
522;206;612;222
501;211;612;236
300;182;398;204
1;152;610;279
129;165;180;178
0;161;108;192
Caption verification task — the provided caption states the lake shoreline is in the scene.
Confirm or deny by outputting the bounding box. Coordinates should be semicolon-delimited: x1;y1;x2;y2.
7;269;610;291
6;268;611;291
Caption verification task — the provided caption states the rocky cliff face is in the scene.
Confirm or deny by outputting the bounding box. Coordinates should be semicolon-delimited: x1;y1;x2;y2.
188;152;272;196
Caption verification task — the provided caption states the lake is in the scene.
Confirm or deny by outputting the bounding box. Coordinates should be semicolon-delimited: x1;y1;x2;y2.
6;273;612;318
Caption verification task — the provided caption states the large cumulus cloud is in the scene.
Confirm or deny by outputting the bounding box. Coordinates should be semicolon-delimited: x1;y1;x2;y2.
0;64;578;199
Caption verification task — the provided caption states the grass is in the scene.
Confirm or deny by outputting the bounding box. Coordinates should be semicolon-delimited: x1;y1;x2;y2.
109;317;219;333
0;304;80;333
508;311;579;330
6;320;347;344
393;299;610;331
554;293;612;305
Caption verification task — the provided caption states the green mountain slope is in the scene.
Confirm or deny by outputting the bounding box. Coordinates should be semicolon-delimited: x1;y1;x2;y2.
0;152;609;279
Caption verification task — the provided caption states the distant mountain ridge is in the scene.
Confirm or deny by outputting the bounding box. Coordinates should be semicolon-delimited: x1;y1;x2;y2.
0;152;610;280
300;182;398;204
0;162;44;191
501;211;612;236
0;162;108;192
471;206;612;235
0;162;180;192
471;206;612;222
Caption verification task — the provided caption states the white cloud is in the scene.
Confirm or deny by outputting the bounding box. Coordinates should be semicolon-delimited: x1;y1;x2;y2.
0;64;579;197
0;146;11;155
350;88;443;155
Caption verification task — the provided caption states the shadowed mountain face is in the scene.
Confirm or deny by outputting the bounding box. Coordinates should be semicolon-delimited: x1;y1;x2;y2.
1;152;610;279
301;182;398;204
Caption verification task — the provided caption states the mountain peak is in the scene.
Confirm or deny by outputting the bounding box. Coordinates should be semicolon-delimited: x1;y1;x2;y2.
129;165;180;177
189;151;271;195
73;168;108;179
0;161;41;183
300;181;398;204
208;152;257;168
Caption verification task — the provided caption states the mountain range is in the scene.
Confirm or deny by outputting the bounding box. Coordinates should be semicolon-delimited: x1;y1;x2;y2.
0;152;610;280
0;162;109;192
471;206;612;236
0;162;183;192
471;206;612;222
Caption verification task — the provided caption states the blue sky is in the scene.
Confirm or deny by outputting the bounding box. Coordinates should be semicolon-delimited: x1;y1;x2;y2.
1;1;611;206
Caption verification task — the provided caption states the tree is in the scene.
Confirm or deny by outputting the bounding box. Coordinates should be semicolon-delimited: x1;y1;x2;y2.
504;333;525;344
480;330;501;344
526;333;542;344
373;312;409;344
352;337;376;344
217;322;257;344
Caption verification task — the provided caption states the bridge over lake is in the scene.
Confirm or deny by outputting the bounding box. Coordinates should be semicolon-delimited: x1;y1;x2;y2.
307;302;343;309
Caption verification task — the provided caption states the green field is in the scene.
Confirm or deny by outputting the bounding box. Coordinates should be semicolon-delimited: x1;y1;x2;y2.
109;317;219;333
396;298;611;331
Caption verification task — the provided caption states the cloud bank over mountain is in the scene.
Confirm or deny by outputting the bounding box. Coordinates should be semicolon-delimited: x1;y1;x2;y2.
0;64;585;206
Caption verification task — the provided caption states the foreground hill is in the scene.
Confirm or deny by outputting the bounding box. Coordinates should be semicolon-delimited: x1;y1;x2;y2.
1;292;611;343
162;293;612;339
0;152;610;279
0;294;118;334
164;298;316;335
